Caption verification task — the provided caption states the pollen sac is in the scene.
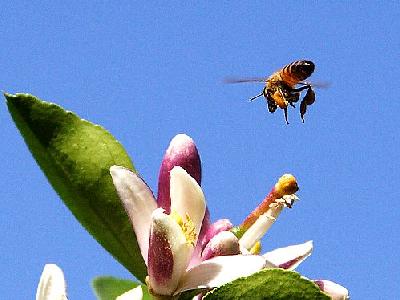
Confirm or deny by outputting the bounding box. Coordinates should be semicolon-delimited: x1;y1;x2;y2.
300;88;315;122
304;88;315;105
275;174;299;197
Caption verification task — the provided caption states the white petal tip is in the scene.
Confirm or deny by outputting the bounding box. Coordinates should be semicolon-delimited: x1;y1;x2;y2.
110;165;133;177
109;164;157;267
168;134;195;151
170;165;187;176
315;280;349;300
36;264;67;300
263;240;314;270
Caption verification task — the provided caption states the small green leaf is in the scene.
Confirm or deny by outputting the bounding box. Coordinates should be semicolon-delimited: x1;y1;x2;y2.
92;276;150;300
5;93;146;281
204;269;330;300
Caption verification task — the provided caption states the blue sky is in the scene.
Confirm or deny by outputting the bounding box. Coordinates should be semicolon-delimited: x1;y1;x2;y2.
2;2;399;299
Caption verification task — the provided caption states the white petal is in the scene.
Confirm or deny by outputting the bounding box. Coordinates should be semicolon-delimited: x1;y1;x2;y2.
148;208;192;296
116;286;143;300
36;264;67;300
263;241;313;270
315;280;349;300
170;166;206;243
175;255;267;294
110;166;157;265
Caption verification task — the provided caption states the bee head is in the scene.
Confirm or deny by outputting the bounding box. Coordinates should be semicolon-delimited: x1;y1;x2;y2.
302;60;315;74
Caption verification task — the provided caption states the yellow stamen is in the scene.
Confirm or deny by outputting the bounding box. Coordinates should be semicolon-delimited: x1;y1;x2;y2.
249;241;262;255
170;210;197;246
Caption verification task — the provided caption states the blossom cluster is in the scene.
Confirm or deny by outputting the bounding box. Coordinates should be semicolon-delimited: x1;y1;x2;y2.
36;134;348;300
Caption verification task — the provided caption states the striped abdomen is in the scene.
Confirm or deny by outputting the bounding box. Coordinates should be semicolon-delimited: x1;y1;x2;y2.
278;60;315;86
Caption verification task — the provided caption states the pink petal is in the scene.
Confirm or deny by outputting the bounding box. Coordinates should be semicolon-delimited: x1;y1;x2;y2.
175;255;267;294
314;280;349;300
148;208;192;296
262;241;313;270
110;166;157;265
157;134;201;213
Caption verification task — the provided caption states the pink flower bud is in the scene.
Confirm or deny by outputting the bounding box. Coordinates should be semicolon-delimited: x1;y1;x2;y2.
157;134;201;213
202;231;240;260
202;219;233;247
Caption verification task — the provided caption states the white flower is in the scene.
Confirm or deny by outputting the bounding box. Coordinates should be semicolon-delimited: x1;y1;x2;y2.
111;166;270;298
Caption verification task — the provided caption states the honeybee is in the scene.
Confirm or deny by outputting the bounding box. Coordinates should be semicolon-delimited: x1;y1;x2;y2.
226;60;321;124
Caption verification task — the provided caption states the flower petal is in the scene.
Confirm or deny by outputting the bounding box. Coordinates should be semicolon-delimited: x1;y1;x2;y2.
158;134;201;212
110;166;157;265
36;264;67;300
170;166;206;243
116;286;143;300
148;208;192;296
314;280;349;300
263;241;313;270
175;255;267;294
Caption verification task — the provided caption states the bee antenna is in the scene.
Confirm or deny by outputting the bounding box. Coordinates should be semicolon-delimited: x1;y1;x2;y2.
249;92;263;102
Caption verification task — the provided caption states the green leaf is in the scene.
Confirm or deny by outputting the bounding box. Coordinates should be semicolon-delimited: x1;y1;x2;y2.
204;269;330;300
177;289;204;300
92;276;151;300
5;93;146;281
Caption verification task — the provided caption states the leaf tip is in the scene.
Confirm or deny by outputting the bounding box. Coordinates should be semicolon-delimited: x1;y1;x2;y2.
4;91;13;102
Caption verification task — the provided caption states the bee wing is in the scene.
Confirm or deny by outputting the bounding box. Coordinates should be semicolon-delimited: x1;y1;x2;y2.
223;77;267;84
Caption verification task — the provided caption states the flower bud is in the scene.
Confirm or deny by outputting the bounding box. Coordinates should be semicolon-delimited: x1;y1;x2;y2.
157;134;201;213
202;231;240;260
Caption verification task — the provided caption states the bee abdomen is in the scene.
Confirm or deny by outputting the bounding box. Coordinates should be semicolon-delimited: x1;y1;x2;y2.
281;60;315;84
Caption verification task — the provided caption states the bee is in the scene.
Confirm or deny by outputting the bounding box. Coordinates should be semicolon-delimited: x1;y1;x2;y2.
225;60;320;124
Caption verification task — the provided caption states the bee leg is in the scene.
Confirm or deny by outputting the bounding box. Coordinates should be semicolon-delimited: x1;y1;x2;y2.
249;92;263;102
300;99;307;123
287;91;299;109
283;107;289;124
292;84;311;93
